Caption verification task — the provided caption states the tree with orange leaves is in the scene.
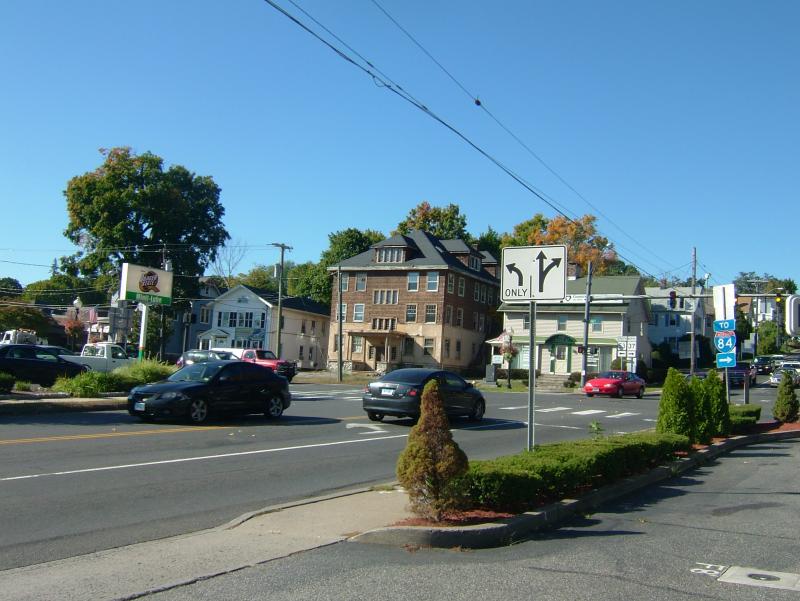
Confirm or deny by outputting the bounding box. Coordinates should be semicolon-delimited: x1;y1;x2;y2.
501;214;617;274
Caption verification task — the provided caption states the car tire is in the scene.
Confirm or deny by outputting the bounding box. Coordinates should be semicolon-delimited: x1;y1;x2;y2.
613;387;623;399
265;395;284;419
187;398;210;424
586;393;594;398
468;398;485;422
636;386;645;399
367;411;385;422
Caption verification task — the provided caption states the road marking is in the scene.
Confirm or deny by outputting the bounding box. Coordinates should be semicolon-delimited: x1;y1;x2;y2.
642;418;656;422
499;406;527;410
0;426;229;446
605;412;640;419
536;406;571;413
0;434;411;482
571;409;605;415
346;423;387;434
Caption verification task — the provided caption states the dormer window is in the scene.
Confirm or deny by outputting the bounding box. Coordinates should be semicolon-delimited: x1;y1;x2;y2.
469;255;482;271
376;247;404;263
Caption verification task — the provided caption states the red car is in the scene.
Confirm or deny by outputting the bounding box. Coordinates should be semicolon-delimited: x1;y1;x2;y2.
584;371;646;398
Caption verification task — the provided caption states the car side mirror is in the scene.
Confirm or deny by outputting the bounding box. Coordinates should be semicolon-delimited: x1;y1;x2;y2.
465;381;474;389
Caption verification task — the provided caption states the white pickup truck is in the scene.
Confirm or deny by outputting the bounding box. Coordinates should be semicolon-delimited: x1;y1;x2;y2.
62;342;134;372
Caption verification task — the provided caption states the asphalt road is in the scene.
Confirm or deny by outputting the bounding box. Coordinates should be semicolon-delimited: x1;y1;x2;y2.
0;379;777;571
144;436;800;601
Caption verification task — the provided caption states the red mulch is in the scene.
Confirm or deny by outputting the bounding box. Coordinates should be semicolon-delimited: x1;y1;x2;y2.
394;421;800;528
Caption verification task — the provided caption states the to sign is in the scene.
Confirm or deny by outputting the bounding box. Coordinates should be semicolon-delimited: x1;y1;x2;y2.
501;245;567;302
713;319;736;332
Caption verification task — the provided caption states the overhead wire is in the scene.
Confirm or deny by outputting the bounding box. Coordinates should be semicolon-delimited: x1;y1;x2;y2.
367;0;678;276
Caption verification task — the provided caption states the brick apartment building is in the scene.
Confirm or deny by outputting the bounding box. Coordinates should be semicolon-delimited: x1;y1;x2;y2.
326;229;500;373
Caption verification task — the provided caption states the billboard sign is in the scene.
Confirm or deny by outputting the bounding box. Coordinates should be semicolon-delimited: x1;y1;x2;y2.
120;263;173;306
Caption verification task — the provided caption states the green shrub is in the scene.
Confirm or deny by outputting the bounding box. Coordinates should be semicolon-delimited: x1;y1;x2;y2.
396;380;469;521
704;370;730;436
52;371;126;398
773;373;799;423
457;432;690;512
729;404;762;433
656;367;696;442
13;381;33;392
113;360;175;387
689;376;712;444
0;372;14;393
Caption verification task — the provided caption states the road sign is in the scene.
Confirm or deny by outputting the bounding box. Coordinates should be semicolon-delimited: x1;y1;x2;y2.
715;351;736;368
786;294;800;336
712;284;736;321
713;331;736;352
501;245;567;302
713;319;736;332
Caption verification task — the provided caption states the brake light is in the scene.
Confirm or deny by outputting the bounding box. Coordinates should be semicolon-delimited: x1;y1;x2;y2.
408;388;419;397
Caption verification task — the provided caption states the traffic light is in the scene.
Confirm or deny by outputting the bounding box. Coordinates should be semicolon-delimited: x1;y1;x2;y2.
668;290;677;309
776;291;783;306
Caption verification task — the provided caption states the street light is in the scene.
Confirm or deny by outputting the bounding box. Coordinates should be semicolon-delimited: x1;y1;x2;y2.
72;296;83;319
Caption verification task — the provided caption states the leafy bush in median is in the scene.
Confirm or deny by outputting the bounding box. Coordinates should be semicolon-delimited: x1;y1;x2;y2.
52;360;175;398
113;360;175;387
0;372;14;393
705;370;730;437
689;375;713;444
729;404;762;433
773;374;799;423
456;432;690;512
657;367;695;442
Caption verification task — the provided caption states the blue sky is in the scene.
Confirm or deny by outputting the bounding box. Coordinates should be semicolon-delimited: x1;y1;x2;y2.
2;1;797;290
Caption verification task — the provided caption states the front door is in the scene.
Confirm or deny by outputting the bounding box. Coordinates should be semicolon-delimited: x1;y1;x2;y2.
553;345;570;374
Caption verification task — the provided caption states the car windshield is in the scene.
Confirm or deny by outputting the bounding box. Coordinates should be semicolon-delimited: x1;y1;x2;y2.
378;368;434;385
214;351;235;360
598;371;624;379
168;363;223;382
255;350;277;360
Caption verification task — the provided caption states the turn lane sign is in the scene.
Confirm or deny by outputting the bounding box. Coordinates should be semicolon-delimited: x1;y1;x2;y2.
501;245;567;302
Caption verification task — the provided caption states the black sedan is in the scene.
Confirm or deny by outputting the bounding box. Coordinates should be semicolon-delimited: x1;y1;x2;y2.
0;344;86;387
128;360;291;424
362;368;485;423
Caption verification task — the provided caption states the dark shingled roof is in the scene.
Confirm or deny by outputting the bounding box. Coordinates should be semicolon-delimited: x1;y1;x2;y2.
333;229;498;283
240;285;330;316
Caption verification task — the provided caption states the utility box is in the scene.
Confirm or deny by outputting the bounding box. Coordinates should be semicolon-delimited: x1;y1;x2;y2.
485;363;497;384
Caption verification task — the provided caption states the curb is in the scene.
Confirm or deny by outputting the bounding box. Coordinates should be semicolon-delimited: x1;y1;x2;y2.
0;397;128;416
351;429;800;549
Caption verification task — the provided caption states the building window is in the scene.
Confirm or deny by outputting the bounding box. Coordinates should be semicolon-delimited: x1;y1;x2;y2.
469;256;482;271
301;320;306;334
444;338;450;358
473;282;480;301
406;304;417;322
455;339;461;359
458;277;465;297
444;305;452;325
472;311;479;330
480;284;487;303
487;288;493;305
390;346;397;361
368;346;375;359
591;316;603;332
356;272;367;291
311;320;316;335
309;348;313;361
403;337;414;355
351;335;363;353
426;272;439;292
557;315;567;331
377;247;404;263
299;345;304;360
423;338;435;356
522;314;530;330
425;304;437;323
371;317;397;330
260;312;266;328
447;273;454;294
228;312;237;328
455;307;464;327
199;306;210;324
340;273;349;292
353;304;365;322
244;312;253;328
479;313;485;332
335;303;347;321
407;272;419;292
373;290;399;304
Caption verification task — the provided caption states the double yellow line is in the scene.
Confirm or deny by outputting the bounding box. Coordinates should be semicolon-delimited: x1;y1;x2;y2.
0;426;229;446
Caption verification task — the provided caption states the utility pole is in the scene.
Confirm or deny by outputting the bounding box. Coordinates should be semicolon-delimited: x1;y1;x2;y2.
271;242;292;358
580;262;593;388
690;247;697;376
337;263;343;383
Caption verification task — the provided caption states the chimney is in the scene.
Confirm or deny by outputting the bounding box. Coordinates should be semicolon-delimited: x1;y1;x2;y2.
567;262;583;280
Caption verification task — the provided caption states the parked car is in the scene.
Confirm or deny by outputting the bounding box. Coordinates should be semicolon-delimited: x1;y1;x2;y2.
213;347;297;382
128;360;291;424
769;369;800;388
362;368;485;423
584;371;646;398
60;342;134;373
0;344;87;387
176;349;237;368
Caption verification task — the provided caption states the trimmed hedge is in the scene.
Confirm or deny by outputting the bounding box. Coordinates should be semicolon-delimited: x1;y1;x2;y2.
456;431;690;512
729;404;762;433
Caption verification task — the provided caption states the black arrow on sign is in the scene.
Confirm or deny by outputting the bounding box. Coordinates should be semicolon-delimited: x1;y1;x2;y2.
505;263;524;286
536;251;562;292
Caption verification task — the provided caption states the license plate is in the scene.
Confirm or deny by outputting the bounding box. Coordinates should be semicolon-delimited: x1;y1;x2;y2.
134;401;145;411
592;387;599;392
380;388;394;397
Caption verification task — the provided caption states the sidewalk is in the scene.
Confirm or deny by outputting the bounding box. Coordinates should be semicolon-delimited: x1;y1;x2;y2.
2;429;798;601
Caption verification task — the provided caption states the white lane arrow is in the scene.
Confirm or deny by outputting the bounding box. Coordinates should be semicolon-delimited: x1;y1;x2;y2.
346;423;387;434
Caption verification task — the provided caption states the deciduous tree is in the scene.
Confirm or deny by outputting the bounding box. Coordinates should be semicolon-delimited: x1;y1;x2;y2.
395;201;470;241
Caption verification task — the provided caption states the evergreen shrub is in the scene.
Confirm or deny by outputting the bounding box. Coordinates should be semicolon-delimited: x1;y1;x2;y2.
773;373;799;423
656;367;696;442
396;380;469;520
704;370;730;437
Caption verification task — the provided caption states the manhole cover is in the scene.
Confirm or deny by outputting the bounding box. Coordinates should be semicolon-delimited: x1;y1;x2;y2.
748;573;780;582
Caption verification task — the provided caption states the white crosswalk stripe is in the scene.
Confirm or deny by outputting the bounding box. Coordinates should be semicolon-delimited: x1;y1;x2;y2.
604;412;640;419
571;409;606;415
536;406;571;413
499;406;528;410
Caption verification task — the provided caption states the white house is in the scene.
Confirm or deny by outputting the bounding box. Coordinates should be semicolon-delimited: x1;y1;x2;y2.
197;285;330;369
646;286;712;357
493;276;652;376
